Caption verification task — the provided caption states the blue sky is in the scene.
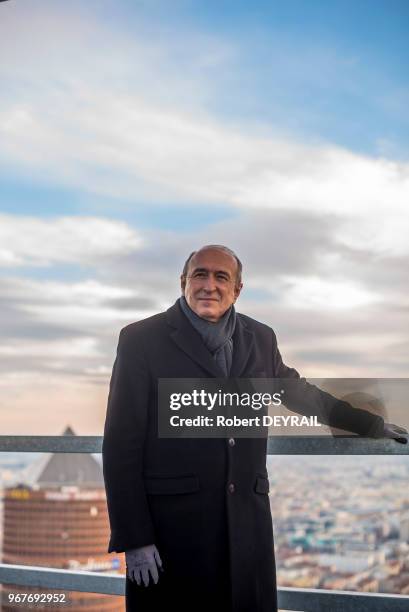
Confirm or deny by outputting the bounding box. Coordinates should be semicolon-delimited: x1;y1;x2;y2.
98;0;409;155
2;0;409;228
2;0;409;222
0;0;408;433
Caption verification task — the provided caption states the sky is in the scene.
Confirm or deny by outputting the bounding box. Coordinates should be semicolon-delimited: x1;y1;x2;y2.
0;0;408;434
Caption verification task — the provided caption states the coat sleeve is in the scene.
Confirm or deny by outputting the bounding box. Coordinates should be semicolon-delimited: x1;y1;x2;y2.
102;328;156;553
271;330;384;437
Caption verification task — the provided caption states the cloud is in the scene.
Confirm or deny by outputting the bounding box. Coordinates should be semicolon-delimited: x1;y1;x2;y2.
0;215;142;267
0;274;162;386
0;337;101;361
2;88;408;252
282;276;379;310
1;1;408;261
0;275;159;332
2;208;407;381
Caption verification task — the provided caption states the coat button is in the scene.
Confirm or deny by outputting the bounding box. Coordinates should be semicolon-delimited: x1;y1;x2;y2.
228;483;235;494
228;438;235;447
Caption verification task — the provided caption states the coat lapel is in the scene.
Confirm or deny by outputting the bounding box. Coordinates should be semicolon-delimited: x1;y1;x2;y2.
166;300;255;379
166;301;225;378
229;314;255;377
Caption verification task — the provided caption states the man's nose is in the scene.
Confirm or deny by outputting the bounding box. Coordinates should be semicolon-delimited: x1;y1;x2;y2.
202;275;218;291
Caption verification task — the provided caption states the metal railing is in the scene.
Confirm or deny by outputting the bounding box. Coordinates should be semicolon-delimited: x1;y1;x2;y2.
2;434;409;455
1;435;408;611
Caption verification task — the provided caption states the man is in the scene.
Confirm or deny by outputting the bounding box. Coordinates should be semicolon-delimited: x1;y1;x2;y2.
102;244;407;612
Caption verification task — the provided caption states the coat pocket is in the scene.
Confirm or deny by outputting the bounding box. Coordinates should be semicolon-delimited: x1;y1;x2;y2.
144;474;200;495
254;476;270;495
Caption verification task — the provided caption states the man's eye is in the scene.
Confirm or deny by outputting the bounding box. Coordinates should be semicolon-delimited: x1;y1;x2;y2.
217;276;229;282
194;272;206;277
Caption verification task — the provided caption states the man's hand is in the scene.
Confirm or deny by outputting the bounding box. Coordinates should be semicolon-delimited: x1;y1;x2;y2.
125;544;163;587
383;422;408;444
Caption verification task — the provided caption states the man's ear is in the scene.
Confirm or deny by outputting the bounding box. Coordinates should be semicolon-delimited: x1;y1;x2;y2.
234;282;243;302
180;274;186;294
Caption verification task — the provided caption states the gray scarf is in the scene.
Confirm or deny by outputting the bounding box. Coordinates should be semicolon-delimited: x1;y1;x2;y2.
179;296;236;376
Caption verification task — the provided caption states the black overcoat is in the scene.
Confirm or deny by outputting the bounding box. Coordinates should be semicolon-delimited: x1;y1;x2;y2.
102;300;383;612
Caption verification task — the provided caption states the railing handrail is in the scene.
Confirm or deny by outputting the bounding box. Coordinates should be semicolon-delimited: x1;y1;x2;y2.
1;435;408;454
0;563;408;611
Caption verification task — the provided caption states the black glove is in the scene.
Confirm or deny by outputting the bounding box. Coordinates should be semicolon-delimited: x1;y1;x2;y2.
383;422;408;444
125;544;163;586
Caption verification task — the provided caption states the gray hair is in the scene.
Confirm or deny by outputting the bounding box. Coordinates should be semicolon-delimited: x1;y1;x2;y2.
181;244;242;285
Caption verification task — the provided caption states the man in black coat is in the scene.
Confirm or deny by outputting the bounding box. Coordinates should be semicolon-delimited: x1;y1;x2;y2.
102;244;407;612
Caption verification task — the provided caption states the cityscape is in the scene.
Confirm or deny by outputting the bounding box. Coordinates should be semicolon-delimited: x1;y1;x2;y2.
0;434;408;610
269;455;409;594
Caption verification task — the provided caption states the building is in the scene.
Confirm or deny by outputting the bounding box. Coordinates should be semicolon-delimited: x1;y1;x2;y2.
1;427;124;611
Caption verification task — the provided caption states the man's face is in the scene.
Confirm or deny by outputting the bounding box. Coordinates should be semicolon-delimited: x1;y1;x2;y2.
181;248;243;322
